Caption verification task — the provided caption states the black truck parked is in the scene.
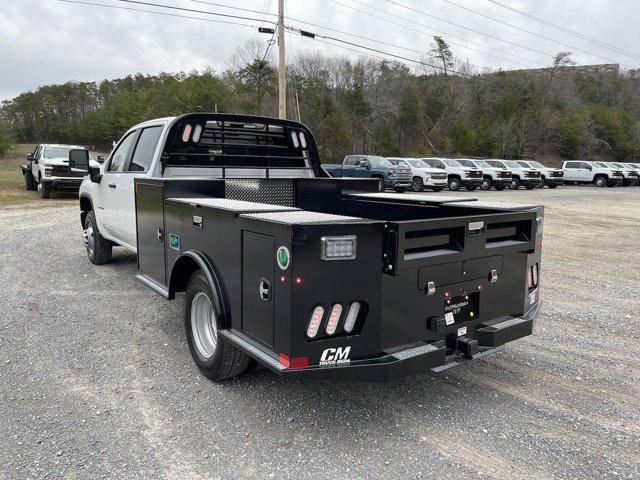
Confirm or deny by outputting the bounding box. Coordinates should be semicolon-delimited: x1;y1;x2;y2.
81;113;544;382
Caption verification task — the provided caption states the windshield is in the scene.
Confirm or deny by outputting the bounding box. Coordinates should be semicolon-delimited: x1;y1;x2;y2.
474;160;492;168
613;163;625;168
443;159;462;167
407;159;428;168
43;146;75;159
505;161;522;168
456;159;476;167
517;161;530;168
369;156;393;167
528;161;545;169
487;160;505;168
596;163;608;168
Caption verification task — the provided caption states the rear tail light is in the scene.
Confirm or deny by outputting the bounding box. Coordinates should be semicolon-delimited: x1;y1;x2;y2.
343;302;361;333
298;131;307;149
192;124;203;143
181;124;192;142
306;305;324;338
291;131;300;148
325;303;343;335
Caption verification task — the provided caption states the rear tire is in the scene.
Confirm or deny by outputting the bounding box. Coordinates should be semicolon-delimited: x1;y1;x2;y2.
448;177;461;191
83;211;112;265
411;177;424;192
25;170;36;190
466;185;477;192
547;184;558;189
494;185;506;191
525;185;534;190
375;177;385;192
185;270;251;381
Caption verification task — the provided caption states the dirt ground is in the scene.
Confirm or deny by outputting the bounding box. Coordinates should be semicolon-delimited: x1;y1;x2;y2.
0;186;638;479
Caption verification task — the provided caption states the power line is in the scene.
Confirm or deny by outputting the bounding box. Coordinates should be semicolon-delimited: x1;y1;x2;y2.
485;0;640;62
332;0;551;63
439;0;633;65
116;0;275;25
58;0;261;29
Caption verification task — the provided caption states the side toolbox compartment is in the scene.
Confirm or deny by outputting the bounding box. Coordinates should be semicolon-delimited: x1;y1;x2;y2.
135;179;166;286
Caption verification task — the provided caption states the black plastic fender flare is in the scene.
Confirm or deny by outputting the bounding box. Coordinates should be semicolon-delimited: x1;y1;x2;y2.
169;250;231;329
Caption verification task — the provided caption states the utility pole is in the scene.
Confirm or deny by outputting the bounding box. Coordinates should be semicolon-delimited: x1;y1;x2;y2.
278;0;286;119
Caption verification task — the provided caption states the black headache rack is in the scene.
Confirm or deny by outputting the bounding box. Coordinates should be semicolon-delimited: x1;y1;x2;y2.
134;114;543;381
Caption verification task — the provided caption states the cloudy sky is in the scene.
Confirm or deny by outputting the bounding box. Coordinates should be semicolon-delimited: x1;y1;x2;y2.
1;0;639;101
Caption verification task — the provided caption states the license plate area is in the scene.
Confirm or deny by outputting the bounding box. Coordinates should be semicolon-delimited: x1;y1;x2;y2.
444;292;479;325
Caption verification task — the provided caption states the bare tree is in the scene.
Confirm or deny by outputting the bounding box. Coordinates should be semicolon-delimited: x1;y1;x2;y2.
542;51;575;105
429;36;454;76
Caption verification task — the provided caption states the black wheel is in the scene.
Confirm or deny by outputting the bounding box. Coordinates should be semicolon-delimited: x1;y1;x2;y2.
411;177;424;192
481;178;492;190
494;185;506;191
394;187;407;193
448;177;461;191
83;211;112;265
185;270;252;381
375;177;385;192
466;185;477;191
24;170;36;190
38;181;50;198
594;176;606;188
509;178;520;190
431;187;443;192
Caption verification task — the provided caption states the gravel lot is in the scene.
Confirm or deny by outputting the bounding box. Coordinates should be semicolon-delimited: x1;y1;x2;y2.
0;187;639;480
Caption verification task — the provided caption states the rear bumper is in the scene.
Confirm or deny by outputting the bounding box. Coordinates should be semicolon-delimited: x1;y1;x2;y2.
42;177;83;190
228;301;541;381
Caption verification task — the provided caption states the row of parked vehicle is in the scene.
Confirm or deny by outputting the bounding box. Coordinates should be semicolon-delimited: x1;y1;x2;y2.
323;155;640;192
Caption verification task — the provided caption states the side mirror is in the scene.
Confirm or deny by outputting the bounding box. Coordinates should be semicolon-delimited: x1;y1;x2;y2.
27;153;37;163
69;149;90;172
89;165;102;183
587;165;592;171
97;155;105;164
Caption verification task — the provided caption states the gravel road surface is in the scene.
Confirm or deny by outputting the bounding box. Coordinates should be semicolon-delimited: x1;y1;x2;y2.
0;187;639;479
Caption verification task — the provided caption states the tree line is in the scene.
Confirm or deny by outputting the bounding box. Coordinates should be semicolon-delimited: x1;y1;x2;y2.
2;38;640;164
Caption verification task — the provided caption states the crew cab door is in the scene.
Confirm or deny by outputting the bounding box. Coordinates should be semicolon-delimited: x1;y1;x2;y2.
96;131;137;241
565;161;590;181
114;125;164;249
31;145;42;178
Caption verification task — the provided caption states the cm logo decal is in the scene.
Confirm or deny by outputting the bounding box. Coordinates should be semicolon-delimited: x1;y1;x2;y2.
319;346;351;366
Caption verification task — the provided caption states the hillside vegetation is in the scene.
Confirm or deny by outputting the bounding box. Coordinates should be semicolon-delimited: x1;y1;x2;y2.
2;43;640;165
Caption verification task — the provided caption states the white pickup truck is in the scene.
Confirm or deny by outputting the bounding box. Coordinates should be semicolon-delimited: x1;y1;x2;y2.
561;160;624;187
386;157;447;192
22;144;101;198
420;157;483;191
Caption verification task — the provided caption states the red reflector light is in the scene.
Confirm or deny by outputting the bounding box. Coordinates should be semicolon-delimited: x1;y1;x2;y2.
280;275;286;283
290;357;308;369
444;291;450;298
279;353;290;368
477;284;483;291
181;124;192;142
295;277;302;285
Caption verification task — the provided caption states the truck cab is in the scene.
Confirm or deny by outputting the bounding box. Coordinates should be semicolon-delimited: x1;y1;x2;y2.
420;157;483;191
79;113;544;382
561;160;624;187
386;157;447;192
516;160;564;188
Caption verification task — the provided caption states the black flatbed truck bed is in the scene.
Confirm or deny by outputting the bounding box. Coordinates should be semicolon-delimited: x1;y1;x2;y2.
133;114;543;381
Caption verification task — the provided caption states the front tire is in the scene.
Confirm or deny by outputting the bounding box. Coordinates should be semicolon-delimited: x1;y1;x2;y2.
448;177;461;191
375;177;385;192
38;181;50;199
481;178;492;190
185;270;252;381
83;211;112;265
509;178;520;190
411;177;424;192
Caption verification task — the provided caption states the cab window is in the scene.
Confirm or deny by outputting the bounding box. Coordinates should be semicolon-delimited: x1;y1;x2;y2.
127;126;162;172
564;162;579;168
108;132;137;172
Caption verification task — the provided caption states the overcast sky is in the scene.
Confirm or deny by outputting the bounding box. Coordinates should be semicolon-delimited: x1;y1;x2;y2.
1;0;639;101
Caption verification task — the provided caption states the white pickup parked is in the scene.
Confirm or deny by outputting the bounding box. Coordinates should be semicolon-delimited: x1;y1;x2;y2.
420;157;483;191
386;157;447;192
561;160;624;187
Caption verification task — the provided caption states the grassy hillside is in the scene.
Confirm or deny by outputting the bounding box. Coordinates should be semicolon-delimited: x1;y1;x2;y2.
0;144;37;206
